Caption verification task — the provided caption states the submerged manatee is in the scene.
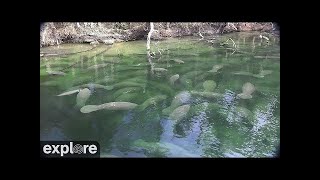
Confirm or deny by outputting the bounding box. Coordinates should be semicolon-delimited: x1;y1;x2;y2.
235;106;254;122
162;91;191;115
115;93;140;102
233;70;272;79
160;142;200;157
131;139;169;157
237;82;255;99
80;102;138;113
46;70;66;76
208;65;224;73
136;95;168;111
131;139;198;157
169;104;191;122
258;70;273;76
180;77;193;89
76;88;91;107
203;80;217;92
87;63;108;70
172;59;185;64
148;81;175;97
169;74;180;85
190;91;224;99
112;81;145;90
69;83;114;91
232;71;254;76
57;89;80;96
154;68;168;72
113;87;142;99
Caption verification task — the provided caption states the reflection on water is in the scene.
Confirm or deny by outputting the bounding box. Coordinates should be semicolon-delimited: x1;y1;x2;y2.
40;32;280;157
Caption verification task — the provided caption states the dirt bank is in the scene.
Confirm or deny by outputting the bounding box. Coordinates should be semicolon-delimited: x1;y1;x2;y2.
40;22;278;47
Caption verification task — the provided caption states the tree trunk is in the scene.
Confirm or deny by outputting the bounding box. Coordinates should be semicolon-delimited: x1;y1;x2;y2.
147;22;154;51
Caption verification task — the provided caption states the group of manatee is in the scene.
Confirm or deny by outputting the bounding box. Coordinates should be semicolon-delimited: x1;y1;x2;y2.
55;60;265;119
53;57;272;134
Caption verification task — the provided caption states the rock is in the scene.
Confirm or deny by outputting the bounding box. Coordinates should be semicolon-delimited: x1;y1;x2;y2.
102;39;114;45
90;41;99;45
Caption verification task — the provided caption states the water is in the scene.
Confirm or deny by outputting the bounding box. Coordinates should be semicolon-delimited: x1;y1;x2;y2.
40;32;280;157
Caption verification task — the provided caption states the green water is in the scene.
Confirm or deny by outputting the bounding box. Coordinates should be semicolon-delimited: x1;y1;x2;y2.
40;32;280;157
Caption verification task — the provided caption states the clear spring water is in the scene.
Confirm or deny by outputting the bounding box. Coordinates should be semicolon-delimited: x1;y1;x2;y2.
40;32;280;157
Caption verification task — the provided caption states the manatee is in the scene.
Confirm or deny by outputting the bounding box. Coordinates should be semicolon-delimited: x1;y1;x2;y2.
102;59;120;64
95;78;116;84
162;91;191;115
136;95;168;111
232;71;254;76
237;93;253;99
69;83;114;91
160;142;200;157
169;104;191;122
235;106;254;121
113;87;142;99
237;82;255;99
132;63;149;67
259;70;273;76
153;68;168;72
172;59;185;64
57;89;80;96
208;65;224;73
46;70;66;76
233;70;272;79
190;91;224;99
203;80;217;92
194;72;212;82
112;81;145;90
180;77;193;89
87;63;108;70
131;139;169;157
125;77;147;84
169;74;180;85
40;80;60;86
80;102;138;113
187;102;209;118
115;93;140;102
148;81;175;97
76;88;91;107
83;83;114;90
182;71;203;79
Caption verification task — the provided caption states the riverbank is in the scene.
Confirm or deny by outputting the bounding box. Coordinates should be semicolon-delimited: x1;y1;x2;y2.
40;22;279;47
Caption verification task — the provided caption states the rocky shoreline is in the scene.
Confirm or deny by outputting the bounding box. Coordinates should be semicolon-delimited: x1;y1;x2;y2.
40;22;279;47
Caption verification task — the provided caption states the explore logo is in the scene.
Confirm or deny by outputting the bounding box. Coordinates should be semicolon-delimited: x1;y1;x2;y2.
40;141;100;158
